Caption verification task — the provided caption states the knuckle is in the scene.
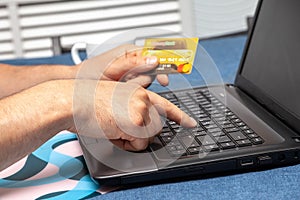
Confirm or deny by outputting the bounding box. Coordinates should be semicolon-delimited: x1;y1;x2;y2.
136;101;148;112
135;87;149;99
132;114;145;127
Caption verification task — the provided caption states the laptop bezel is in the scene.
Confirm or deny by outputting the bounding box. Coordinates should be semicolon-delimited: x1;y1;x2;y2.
234;0;300;134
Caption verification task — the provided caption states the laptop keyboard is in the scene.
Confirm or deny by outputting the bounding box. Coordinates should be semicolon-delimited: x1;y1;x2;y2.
158;88;264;157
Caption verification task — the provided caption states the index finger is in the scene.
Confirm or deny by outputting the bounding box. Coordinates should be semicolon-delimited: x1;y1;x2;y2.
146;90;197;128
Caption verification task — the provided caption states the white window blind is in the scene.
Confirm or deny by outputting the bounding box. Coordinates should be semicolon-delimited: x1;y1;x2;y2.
0;5;14;60
0;0;195;59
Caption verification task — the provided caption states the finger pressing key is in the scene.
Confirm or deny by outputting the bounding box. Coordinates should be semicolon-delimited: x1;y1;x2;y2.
146;90;197;128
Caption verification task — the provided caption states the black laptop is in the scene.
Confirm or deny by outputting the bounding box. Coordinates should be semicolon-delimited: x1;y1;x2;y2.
77;0;300;185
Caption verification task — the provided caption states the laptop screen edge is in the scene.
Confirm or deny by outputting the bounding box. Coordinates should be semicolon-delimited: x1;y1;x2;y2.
234;0;300;134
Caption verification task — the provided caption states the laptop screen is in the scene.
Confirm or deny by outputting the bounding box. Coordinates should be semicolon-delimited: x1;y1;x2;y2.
236;0;300;132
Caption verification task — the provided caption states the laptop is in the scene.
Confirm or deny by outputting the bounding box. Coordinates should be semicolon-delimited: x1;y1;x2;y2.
77;0;300;186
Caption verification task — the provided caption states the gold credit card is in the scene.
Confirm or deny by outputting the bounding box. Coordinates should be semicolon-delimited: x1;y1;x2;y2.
143;38;199;74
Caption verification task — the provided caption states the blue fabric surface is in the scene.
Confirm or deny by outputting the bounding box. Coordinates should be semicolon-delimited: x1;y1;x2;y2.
96;164;300;200
1;52;86;66
1;35;299;200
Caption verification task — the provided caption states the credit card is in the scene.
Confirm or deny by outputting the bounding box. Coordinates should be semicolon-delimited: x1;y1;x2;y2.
143;38;198;74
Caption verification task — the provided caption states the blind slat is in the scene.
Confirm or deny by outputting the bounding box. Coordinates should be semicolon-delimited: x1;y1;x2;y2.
20;2;179;28
0;42;14;52
0;19;10;29
24;50;53;58
0;54;15;60
0;8;9;18
22;13;181;39
23;38;52;50
60;24;182;46
19;0;168;16
0;31;13;41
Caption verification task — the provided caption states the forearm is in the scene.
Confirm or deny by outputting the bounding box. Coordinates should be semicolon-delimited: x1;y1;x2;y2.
0;80;74;171
0;64;78;98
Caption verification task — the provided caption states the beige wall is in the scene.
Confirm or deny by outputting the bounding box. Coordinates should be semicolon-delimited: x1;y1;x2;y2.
194;0;259;38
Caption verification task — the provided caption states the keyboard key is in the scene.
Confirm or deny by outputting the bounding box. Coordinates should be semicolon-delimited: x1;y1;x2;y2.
169;124;181;130
196;113;209;118
198;101;209;105
208;110;219;115
226;111;234;116
161;136;173;143
161;127;171;133
186;105;200;110
181;135;200;148
220;142;236;149
205;107;217;112
218;106;227;111
244;129;254;134
170;149;186;157
240;126;250;130
189;126;204;133
193;130;207;137
214;102;223;107
203;144;219;152
251;137;264;145
228;115;238;120
197;135;216;145
221;123;235;129
166;146;176;152
160;132;173;137
168;120;176;125
176;130;192;137
216;119;232;125
166;140;181;146
199;117;211;123
188;147;203;154
211;131;225;137
228;131;247;140
175;144;185;150
236;139;252;147
211;113;225;118
211;100;219;104
162;93;175;99
204;124;218;129
208;128;222;133
247;133;259;138
173;127;184;133
180;98;193;103
224;127;240;133
232;118;242;123
236;122;246;127
216;135;231;143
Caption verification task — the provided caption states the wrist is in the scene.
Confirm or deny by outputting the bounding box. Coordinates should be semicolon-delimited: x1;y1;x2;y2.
58;64;79;80
39;80;75;133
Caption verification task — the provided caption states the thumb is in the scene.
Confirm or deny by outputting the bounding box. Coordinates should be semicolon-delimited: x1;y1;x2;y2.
129;56;158;74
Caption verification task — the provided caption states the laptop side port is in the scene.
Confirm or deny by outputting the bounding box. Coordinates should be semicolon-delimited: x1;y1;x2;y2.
239;158;254;167
258;155;272;165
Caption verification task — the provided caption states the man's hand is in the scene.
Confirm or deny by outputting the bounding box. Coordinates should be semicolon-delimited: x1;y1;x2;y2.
70;81;197;151
0;79;196;170
76;44;169;87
